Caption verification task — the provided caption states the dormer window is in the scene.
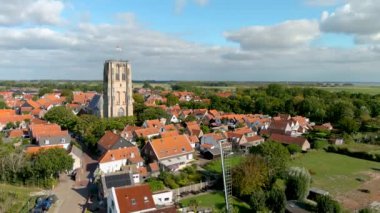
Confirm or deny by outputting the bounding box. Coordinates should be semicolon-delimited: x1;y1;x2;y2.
60;138;65;143
182;148;185;152
131;152;135;158
131;199;136;205
45;140;50;145
144;196;149;202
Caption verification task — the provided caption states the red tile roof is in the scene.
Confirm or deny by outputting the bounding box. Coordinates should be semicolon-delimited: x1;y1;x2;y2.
8;129;24;138
134;128;160;138
99;146;143;163
29;123;62;139
25;145;64;154
149;135;193;159
149;162;159;172
160;131;180;138
97;131;122;150
115;184;156;213
269;133;308;146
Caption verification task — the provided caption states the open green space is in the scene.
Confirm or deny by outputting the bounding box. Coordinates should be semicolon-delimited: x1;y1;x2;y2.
312;86;380;95
203;155;244;174
179;191;251;212
291;150;380;195
0;184;39;213
339;143;380;155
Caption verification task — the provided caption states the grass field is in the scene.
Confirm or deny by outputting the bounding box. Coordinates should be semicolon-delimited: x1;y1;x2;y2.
179;191;251;212
338;143;380;155
313;86;380;95
0;184;38;213
291;150;380;195
203;155;244;174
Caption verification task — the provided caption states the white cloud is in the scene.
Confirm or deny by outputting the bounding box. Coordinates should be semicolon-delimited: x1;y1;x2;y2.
224;20;320;50
320;0;380;35
0;0;64;26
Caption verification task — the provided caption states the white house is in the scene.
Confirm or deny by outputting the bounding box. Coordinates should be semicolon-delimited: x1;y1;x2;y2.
152;190;173;206
99;146;144;174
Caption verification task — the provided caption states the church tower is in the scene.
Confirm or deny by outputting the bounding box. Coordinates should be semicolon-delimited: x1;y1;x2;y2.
103;60;133;118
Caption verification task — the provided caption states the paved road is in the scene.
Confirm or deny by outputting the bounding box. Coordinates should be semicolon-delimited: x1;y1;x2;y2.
52;149;98;213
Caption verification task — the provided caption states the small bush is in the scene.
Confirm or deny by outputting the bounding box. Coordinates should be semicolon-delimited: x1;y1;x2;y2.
313;140;329;150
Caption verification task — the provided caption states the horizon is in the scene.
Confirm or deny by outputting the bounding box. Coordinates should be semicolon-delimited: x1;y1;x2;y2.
0;0;380;81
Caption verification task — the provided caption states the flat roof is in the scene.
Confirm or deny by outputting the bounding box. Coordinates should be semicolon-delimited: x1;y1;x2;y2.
104;173;133;189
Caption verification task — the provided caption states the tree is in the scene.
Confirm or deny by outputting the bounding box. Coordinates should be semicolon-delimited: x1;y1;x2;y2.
200;124;210;134
61;89;73;103
142;81;153;89
313;140;329;150
133;94;145;104
266;179;286;213
316;195;342;213
250;141;290;178
339;117;360;133
184;115;197;122
38;87;53;97
33;148;74;179
166;93;179;106
285;167;311;201
249;189;267;212
232;155;269;196
44;106;78;130
287;144;302;154
138;107;168;124
146;178;165;192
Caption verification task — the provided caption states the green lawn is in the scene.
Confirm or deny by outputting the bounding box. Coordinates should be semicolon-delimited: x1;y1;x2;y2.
179;191;251;212
291;150;380;195
339;143;380;155
203;155;244;174
0;184;39;213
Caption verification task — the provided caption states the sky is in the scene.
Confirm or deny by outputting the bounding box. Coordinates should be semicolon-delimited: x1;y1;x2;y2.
0;0;380;81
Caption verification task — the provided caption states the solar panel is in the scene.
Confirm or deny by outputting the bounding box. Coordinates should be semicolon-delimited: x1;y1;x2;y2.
105;173;132;189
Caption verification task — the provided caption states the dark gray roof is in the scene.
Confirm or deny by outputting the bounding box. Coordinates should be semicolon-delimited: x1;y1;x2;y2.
88;94;102;110
104;173;133;189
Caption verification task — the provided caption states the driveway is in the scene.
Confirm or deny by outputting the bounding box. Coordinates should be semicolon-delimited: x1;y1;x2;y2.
52;149;98;213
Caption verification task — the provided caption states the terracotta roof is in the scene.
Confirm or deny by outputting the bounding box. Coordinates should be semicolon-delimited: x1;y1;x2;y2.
99;146;143;163
0;109;16;116
29;123;62;138
24;100;41;109
203;132;227;141
160;131;179;138
145;119;164;129
149;135;193;159
8;129;24;138
164;124;176;131
269;133;308;146
138;167;148;176
134;128;160;138
216;91;232;98
25;145;64;154
187;135;200;144
234;127;254;135
0;114;32;125
246;135;264;143
292;116;309;127
115;184;155;213
149;162;159;172
98;131;122;150
31;118;48;125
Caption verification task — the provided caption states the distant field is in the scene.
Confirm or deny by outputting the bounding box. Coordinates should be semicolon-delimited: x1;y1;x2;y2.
0;184;38;213
133;83;171;90
291;150;380;195
312;86;380;95
179;191;251;212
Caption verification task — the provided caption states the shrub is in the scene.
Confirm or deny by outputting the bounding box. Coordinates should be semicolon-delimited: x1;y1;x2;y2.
249;189;266;212
313;140;329;150
286;167;311;201
316;195;342;213
287;144;302;154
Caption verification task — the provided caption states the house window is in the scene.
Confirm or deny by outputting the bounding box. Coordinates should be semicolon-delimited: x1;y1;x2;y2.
144;196;149;202
131;199;136;205
164;198;169;201
182;148;185;152
61;138;66;143
122;71;126;81
45;140;50;145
